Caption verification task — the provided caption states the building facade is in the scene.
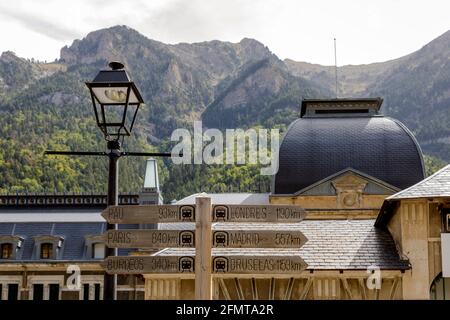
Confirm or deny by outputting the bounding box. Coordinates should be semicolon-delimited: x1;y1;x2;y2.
0;159;162;300
1;99;449;300
142;98;449;300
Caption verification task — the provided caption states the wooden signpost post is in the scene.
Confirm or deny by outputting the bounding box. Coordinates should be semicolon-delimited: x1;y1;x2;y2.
101;199;308;300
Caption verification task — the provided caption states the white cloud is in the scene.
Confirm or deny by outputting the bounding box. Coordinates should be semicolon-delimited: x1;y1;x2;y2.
0;0;448;65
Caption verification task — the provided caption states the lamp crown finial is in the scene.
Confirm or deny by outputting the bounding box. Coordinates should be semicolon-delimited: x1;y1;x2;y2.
109;61;124;70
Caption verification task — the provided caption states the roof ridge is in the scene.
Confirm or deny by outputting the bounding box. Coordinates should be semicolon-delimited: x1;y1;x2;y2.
388;163;450;199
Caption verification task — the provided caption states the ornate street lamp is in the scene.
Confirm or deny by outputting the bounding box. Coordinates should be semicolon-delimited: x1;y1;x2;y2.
86;61;144;143
86;61;146;301
46;61;174;301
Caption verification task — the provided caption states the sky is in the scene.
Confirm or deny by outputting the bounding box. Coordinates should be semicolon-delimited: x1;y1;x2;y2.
0;0;449;66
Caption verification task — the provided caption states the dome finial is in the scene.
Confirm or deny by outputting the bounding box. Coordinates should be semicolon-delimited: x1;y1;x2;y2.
109;61;124;70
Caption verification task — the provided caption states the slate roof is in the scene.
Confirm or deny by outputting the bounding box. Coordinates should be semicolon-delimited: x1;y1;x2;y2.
0;222;104;261
0;208;138;261
175;193;270;205
274;116;425;194
387;164;450;199
156;219;410;270
375;164;450;227
0;209;105;222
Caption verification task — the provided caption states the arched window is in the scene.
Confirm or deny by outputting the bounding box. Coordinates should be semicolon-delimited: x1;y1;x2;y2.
430;273;450;300
1;243;13;259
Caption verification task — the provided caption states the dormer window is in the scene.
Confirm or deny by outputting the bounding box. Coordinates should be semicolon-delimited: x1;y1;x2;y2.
0;236;24;260
84;235;105;260
33;235;64;260
1;243;13;259
92;243;105;259
40;243;53;259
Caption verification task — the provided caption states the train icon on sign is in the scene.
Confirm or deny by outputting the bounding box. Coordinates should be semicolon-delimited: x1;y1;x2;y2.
213;257;228;273
179;205;195;221
213;205;228;221
179;231;195;247
213;231;229;247
179;256;194;272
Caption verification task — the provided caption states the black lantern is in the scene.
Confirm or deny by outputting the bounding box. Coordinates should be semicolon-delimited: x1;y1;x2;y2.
86;61;144;141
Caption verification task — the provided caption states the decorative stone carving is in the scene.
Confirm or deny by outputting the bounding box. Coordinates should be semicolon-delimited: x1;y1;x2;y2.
332;173;368;209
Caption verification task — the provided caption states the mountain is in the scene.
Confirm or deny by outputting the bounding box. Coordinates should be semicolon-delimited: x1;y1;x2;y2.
0;25;448;200
0;26;323;198
285;30;450;160
58;26;328;137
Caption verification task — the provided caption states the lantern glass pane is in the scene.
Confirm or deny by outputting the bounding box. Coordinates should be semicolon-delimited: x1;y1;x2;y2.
92;86;139;104
103;104;126;125
123;104;138;130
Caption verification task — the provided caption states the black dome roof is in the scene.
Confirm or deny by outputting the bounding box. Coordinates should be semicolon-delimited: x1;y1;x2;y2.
273;115;425;194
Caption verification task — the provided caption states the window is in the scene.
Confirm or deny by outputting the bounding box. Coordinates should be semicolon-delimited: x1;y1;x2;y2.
49;284;59;300
7;284;18;301
81;282;103;300
0;277;22;300
1;243;13;259
40;243;53;259
94;284;101;300
28;277;63;300
83;284;90;300
92;243;105;259
33;284;44;301
430;273;450;300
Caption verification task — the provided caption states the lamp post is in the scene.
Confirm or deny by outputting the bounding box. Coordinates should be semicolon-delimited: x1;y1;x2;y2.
85;61;144;301
45;61;174;300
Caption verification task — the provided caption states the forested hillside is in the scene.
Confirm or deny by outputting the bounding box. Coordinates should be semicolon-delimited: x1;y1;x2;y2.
0;25;447;201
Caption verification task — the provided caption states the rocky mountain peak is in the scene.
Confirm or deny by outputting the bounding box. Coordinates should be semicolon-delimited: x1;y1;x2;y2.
59;25;159;66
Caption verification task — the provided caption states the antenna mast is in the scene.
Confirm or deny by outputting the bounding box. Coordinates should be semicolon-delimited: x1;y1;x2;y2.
334;38;338;98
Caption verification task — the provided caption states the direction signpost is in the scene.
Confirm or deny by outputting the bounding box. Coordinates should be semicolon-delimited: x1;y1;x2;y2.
103;255;307;275
104;229;307;249
212;255;307;274
101;199;309;300
212;230;307;248
212;204;307;222
101;204;195;224
104;230;195;248
103;256;195;274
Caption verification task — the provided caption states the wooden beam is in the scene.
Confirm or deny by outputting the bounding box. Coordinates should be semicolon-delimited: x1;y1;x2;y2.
234;278;245;300
283;278;295;300
269;278;275;300
358;278;366;300
341;278;353;300
218;278;231;300
213;279;220;299
389;277;400;300
299;278;313;300
251;278;259;300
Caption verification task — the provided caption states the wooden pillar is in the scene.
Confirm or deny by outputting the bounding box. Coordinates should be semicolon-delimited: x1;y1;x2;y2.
195;195;212;300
